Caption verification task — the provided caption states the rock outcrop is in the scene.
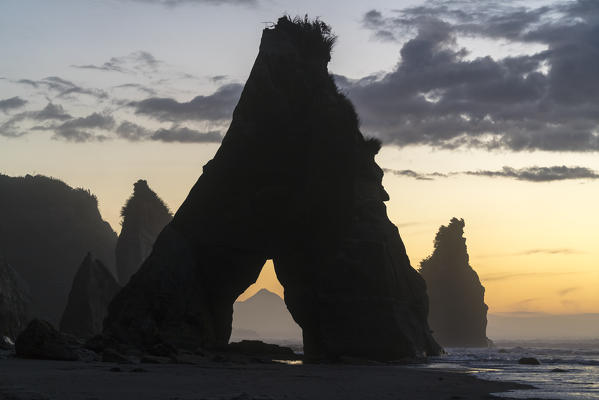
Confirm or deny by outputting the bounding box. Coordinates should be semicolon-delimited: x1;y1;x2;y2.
419;218;489;347
16;319;80;361
232;289;301;342
0;257;30;341
0;174;117;325
104;16;441;361
60;253;121;338
115;180;172;285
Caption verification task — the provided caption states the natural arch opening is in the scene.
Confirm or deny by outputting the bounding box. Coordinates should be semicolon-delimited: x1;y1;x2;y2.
231;260;302;346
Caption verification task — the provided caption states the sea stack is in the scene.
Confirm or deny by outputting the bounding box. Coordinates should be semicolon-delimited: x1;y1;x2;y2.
0;174;117;325
420;218;490;347
0;257;31;341
115;180;172;285
60;253;121;338
104;16;441;360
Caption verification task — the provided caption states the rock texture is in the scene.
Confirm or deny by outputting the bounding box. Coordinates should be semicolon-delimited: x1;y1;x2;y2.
232;289;301;342
115;180;172;285
104;16;441;360
419;218;489;347
15;319;80;360
0;257;31;340
0;174;117;325
60;253;121;338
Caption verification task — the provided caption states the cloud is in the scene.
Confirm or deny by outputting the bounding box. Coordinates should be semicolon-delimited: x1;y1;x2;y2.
0;97;27;112
114;121;224;143
342;1;599;152
210;75;228;83
34;103;72;121
72;51;161;74
384;166;599;182
0;103;73;137
383;168;446;180
130;83;243;122
482;270;580;282
511;297;538;309
151;126;222;143
15;76;107;99
558;287;580;297
514;248;583;256
464;166;599;182
121;0;257;6
113;83;157;96
52;112;115;142
478;248;583;260
115;121;152;141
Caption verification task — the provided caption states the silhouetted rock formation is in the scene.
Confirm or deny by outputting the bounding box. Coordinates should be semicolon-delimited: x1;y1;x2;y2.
232;289;301;342
60;253;121;338
0;174;117;325
104;16;441;361
115;180;172;284
419;218;489;347
0;257;30;341
16;319;80;361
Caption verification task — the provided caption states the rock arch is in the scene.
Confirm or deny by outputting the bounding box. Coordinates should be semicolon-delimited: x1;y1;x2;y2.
103;16;441;361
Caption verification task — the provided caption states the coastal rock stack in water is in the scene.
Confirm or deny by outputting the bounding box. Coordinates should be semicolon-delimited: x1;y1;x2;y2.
0;257;31;341
104;16;441;360
60;253;121;338
420;218;490;347
115;180;172;285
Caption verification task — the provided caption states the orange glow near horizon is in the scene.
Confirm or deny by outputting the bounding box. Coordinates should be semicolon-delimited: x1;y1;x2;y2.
1;137;597;316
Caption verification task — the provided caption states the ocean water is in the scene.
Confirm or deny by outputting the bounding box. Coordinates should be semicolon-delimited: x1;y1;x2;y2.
425;340;599;399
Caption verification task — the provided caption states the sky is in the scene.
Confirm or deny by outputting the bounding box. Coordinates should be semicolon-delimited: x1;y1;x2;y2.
1;0;598;316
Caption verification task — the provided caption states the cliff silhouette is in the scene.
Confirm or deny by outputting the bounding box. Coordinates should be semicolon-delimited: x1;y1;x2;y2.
60;253;121;338
115;180;172;284
420;218;489;347
103;16;440;361
0;174;117;325
0;257;31;341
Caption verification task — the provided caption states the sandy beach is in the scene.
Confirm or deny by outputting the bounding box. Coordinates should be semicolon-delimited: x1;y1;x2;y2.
0;358;532;400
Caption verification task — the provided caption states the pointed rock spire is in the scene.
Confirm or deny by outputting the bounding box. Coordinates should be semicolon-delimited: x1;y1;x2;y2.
59;253;121;338
420;218;490;347
115;180;172;284
0;256;30;341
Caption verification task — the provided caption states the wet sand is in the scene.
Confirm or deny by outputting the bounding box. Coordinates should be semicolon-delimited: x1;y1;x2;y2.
0;358;533;400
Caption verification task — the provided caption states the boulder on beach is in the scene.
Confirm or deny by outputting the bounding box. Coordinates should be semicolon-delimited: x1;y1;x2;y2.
59;253;121;338
103;16;441;361
115;180;172;285
518;357;541;365
0;257;31;341
420;218;489;347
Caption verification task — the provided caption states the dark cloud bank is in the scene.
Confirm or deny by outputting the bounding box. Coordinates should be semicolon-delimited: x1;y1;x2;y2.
337;0;599;152
129;83;243;122
0;97;27;112
4;1;599;152
384;165;599;182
